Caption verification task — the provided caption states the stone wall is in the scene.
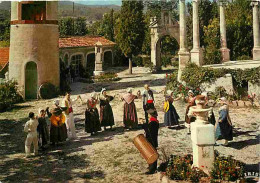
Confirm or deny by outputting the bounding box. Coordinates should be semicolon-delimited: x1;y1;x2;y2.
201;74;234;95
248;81;260;98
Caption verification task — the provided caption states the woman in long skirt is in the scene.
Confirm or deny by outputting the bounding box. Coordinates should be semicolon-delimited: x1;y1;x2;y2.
164;90;181;128
216;97;233;146
46;100;67;145
85;93;101;135
122;88;140;129
37;108;50;149
100;88;115;130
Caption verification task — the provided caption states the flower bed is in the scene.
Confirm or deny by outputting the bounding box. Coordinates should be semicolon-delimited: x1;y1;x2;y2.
93;72;120;83
158;152;245;183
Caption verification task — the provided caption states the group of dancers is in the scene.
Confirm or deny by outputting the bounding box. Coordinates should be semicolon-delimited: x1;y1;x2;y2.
23;84;233;160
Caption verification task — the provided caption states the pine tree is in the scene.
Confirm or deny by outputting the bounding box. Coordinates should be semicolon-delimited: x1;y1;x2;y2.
116;1;145;74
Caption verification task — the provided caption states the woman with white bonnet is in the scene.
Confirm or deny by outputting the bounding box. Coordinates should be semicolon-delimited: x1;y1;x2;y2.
164;90;181;128
122;88;140;129
201;92;216;126
216;97;233;146
100;88;115;131
185;90;196;133
85;92;101;136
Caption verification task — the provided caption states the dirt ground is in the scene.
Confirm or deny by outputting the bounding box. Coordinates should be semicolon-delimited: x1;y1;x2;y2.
0;67;259;183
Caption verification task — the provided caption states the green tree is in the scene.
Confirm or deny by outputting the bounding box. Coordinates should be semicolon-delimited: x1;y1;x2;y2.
87;20;104;36
74;17;87;36
226;0;253;60
59;17;74;37
116;1;145;74
186;0;218;49
101;9;115;41
203;18;221;64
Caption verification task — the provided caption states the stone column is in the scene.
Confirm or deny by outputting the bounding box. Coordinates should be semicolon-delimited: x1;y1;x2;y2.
94;41;104;76
219;2;230;62
252;1;260;60
190;0;203;66
178;0;190;82
150;16;161;71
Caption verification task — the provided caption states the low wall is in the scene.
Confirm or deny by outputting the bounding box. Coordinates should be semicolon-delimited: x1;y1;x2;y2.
248;81;260;98
201;74;234;95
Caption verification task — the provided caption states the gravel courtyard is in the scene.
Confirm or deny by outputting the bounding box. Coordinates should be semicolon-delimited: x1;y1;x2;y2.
0;67;259;183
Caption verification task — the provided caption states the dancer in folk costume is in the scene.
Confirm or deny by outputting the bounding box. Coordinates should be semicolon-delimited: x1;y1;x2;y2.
100;88;115;130
62;92;80;139
185;90;196;133
216;97;233;146
201;92;216;126
122;88;141;129
142;108;159;174
24;112;38;157
37;108;49;150
47;100;67;145
84;92;101;135
164;90;181;128
142;84;157;124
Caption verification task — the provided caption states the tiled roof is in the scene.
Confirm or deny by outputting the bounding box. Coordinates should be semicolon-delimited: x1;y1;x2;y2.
0;47;9;71
0;36;115;71
59;36;116;48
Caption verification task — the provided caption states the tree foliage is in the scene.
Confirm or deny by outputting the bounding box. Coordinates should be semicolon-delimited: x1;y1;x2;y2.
59;17;87;37
226;0;253;60
203;18;221;64
116;1;145;58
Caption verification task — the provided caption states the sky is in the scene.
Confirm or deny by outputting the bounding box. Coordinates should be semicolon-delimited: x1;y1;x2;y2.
74;0;122;6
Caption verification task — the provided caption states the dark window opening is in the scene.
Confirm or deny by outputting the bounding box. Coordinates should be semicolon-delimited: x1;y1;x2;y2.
22;2;46;21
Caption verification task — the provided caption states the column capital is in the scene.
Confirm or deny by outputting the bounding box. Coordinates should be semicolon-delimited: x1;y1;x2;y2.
180;0;185;3
251;1;260;7
192;0;199;3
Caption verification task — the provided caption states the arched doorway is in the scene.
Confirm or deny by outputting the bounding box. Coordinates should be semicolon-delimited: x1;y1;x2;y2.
154;35;179;68
86;53;95;76
25;61;38;99
160;35;179;67
104;51;112;70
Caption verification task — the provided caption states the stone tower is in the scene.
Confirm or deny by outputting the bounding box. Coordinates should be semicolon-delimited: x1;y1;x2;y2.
9;1;59;99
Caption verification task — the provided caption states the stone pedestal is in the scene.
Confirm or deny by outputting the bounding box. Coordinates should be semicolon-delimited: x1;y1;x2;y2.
220;48;230;62
253;47;260;60
191;122;215;174
94;62;104;76
190;48;203;66
94;70;104;76
178;51;190;82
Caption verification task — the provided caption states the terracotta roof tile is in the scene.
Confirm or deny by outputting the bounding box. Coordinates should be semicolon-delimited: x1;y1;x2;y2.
59;36;116;48
0;36;115;71
0;47;9;71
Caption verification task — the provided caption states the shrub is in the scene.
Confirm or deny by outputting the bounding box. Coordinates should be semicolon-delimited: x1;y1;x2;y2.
166;71;201;98
132;56;143;67
93;72;120;82
166;154;207;182
39;83;58;99
211;155;245;181
236;55;251;60
161;55;172;67
0;80;23;112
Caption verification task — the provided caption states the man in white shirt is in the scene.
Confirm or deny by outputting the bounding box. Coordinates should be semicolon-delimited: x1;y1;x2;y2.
24;112;39;157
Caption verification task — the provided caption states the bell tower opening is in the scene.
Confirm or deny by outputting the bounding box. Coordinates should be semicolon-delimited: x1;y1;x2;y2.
21;1;46;21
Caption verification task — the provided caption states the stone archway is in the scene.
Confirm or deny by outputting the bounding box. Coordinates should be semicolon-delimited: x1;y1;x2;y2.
150;16;180;70
25;61;38;99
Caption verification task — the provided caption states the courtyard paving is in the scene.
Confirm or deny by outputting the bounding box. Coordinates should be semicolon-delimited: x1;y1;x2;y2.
0;67;259;183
